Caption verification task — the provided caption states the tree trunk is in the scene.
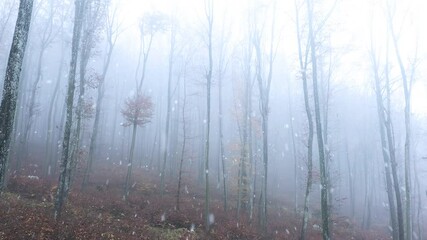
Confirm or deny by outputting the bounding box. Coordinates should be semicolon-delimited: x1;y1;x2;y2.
45;42;65;176
371;49;399;239
387;6;413;238
253;3;276;230
306;0;330;238
54;0;85;220
176;69;187;211
0;0;34;191
218;45;227;212
160;25;175;195
204;0;213;232
295;2;314;238
124;123;137;200
83;17;117;187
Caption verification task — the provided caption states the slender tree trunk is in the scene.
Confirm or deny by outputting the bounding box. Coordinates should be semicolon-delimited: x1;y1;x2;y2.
299;54;314;240
287;85;298;214
253;3;276;230
345;143;355;217
238;74;250;216
0;0;34;191
176;71;187;211
387;7;413;238
148;121;158;170
160;25;175;195
295;2;314;238
45;42;65;176
204;0;213;231
248;82;255;220
54;0;85;220
83;20;117;187
124;123;137;200
371;49;399;239
218;75;228;211
414;155;423;240
362;150;371;229
306;0;329;238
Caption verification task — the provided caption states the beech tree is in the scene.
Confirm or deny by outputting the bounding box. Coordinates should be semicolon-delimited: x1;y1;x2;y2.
370;43;402;240
121;94;153;200
83;0;121;187
203;0;214;232
294;1;314;238
0;0;34;192
306;0;330;238
252;0;277;230
386;2;417;238
71;0;105;173
54;0;85;220
160;17;175;195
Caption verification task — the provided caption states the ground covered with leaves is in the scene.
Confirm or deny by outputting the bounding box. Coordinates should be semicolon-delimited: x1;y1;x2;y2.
0;164;392;239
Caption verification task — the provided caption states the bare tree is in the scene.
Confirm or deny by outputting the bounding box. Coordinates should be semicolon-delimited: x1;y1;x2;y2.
54;0;85;220
176;58;189;211
252;1;277;230
135;12;168;92
386;2;417;238
237;19;251;218
216;17;229;213
294;0;314;238
306;0;329;238
370;42;401;239
0;0;34;191
71;0;105;174
203;0;214;232
83;0;121;187
160;18;175;195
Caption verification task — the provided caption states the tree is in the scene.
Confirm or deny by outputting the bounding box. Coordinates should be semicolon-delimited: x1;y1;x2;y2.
83;0;121;187
306;0;330;238
160;17;175;195
370;45;401;240
252;0;277;230
294;0;314;238
45;5;69;177
0;0;34;192
72;0;105;177
135;12;168;92
203;0;214;232
54;0;85;220
386;2;416;238
176;58;189;211
121;94;153;200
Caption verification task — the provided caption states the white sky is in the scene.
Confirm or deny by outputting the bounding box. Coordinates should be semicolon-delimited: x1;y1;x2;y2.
116;0;427;116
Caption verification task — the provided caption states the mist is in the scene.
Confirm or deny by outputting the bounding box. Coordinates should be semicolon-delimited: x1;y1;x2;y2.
0;0;426;239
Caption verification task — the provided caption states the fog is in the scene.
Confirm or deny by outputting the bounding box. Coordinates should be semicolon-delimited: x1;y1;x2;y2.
0;0;426;239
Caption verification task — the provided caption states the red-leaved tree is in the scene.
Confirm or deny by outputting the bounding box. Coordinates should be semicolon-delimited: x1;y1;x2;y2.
121;93;153;199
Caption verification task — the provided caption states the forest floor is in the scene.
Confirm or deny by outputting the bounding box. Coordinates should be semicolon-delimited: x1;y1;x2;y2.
0;162;392;240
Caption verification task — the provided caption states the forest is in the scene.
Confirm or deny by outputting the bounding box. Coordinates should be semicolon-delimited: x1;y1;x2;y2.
0;0;426;239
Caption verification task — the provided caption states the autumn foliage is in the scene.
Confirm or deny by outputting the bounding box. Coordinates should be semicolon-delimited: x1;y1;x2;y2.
121;94;154;127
